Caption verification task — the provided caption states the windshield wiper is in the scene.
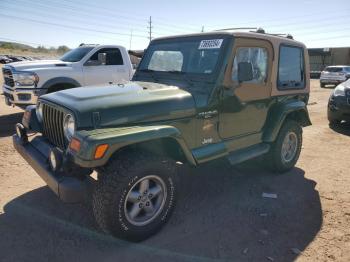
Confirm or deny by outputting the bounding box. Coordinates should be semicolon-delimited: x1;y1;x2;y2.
139;69;155;72
138;69;158;81
163;70;185;74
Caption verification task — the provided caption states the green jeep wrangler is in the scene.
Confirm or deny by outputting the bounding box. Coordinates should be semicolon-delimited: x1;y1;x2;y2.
14;31;311;241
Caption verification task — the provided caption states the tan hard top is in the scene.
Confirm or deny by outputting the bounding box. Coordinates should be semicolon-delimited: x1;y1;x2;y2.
153;31;307;49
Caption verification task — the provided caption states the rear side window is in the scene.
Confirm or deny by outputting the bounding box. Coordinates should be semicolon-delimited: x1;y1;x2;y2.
89;48;124;65
278;45;305;89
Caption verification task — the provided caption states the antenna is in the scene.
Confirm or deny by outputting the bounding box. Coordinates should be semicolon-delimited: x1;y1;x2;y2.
148;16;153;41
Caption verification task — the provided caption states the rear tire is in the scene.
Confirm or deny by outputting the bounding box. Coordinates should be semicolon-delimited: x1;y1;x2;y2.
266;120;302;173
92;151;178;241
329;118;341;126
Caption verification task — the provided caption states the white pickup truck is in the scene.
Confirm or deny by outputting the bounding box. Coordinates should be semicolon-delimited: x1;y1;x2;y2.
2;44;134;108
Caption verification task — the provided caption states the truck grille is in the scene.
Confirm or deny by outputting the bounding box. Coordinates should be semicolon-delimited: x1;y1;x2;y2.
2;68;14;87
42;103;66;149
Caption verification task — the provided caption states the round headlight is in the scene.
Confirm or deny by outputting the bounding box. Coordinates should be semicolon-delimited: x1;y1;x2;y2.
36;102;43;122
63;114;75;141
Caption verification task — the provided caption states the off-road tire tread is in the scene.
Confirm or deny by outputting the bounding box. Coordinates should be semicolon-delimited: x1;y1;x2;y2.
266;120;302;173
92;150;177;241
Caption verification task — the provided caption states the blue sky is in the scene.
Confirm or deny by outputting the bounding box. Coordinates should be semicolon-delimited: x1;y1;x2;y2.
0;0;349;50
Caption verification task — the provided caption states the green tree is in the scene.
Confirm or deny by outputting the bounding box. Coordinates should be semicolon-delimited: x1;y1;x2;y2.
57;45;70;54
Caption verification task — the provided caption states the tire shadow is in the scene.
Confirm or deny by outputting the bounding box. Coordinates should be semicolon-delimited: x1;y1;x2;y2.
329;121;350;136
0;160;322;262
0;112;23;137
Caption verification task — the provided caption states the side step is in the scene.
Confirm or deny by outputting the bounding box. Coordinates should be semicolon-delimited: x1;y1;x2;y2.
227;143;270;165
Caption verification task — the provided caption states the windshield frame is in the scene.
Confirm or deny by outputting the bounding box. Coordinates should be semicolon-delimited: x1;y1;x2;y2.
60;46;95;62
136;34;232;82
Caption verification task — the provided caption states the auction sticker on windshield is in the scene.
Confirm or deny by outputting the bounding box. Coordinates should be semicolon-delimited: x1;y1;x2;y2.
199;39;223;49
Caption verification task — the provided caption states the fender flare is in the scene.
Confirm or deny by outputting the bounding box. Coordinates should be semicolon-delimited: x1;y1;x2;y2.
40;77;81;91
263;100;311;142
72;125;196;168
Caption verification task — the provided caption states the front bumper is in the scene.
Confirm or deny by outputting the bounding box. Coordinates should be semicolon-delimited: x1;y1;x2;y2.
13;135;91;203
328;95;350;122
2;84;45;106
320;78;346;85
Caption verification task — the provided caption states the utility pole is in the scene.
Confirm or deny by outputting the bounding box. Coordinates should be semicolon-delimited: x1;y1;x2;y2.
129;30;133;50
201;26;204;32
148;16;153;41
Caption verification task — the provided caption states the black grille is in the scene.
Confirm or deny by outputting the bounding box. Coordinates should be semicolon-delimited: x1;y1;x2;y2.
2;68;14;87
42;103;66;149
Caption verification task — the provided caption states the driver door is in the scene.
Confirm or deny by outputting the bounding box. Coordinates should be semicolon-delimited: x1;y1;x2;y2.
218;38;274;140
83;48;127;86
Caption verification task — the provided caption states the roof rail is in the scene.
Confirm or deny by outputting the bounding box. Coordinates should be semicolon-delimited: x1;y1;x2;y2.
79;43;99;47
213;27;257;32
213;27;294;39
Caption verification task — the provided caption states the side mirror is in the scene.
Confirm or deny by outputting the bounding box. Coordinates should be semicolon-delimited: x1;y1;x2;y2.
98;53;107;65
238;62;253;82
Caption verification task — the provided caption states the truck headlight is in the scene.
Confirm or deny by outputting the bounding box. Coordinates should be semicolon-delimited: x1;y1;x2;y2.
333;84;345;97
63;114;75;141
14;72;39;86
36;102;43;122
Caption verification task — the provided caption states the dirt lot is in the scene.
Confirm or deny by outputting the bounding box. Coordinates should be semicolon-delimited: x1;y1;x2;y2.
0;75;349;261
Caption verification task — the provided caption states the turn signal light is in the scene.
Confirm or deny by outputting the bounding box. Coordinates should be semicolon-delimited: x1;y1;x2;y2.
69;138;81;152
94;144;109;159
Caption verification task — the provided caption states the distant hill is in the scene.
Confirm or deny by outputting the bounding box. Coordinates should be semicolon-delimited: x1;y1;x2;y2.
0;41;70;59
0;41;35;51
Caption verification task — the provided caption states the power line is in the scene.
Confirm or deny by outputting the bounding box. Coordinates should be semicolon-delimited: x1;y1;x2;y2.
0;13;149;39
48;0;203;30
3;0;149;29
0;37;49;48
209;8;350;28
2;3;147;35
2;0;195;36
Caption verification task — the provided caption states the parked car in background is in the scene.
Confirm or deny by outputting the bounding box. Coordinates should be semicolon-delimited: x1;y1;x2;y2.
2;44;133;108
320;65;350;87
328;79;350;125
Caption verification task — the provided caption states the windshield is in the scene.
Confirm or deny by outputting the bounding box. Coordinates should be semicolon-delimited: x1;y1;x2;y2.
139;38;226;75
60;47;94;62
324;67;343;72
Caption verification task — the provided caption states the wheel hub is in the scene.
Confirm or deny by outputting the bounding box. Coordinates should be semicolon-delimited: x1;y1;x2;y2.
281;131;298;163
124;175;167;226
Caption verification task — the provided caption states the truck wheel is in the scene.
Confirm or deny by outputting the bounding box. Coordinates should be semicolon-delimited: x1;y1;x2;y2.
92;152;177;241
328;118;341;126
266;120;302;173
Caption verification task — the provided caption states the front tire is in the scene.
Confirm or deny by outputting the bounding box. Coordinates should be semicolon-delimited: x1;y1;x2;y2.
266;120;302;173
92;151;177;241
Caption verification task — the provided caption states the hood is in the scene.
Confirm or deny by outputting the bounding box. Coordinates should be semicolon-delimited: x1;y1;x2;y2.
41;82;196;128
8;60;71;71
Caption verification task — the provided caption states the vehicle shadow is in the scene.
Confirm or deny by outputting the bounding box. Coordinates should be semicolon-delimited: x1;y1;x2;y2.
329;121;350;136
0;160;322;262
0;112;23;137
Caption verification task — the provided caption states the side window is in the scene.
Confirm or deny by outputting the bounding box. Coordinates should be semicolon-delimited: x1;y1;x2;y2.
278;46;305;89
89;48;124;65
232;47;268;84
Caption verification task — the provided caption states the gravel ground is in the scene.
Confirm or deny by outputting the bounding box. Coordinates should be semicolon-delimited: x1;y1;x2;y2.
0;78;349;262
